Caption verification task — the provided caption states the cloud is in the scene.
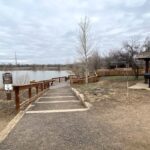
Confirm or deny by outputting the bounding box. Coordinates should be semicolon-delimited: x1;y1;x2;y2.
0;0;150;64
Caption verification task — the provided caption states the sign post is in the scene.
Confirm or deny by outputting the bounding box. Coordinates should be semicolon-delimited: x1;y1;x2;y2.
3;73;13;100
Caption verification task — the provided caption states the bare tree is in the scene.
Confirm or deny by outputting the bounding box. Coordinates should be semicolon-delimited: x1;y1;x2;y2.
122;39;141;79
77;16;93;84
143;36;150;52
88;50;101;74
104;49;126;69
72;61;84;77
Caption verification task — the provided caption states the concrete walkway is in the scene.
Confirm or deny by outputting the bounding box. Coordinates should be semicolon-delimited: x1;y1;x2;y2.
0;82;95;150
129;82;150;91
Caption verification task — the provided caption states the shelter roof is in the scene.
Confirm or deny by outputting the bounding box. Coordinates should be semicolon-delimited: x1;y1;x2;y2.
135;51;150;60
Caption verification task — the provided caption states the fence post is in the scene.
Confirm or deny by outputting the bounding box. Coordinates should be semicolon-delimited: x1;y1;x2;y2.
36;85;38;94
59;77;60;82
28;87;31;98
40;83;42;91
14;86;20;111
42;83;44;91
43;82;46;89
6;91;12;100
47;82;49;89
65;76;67;82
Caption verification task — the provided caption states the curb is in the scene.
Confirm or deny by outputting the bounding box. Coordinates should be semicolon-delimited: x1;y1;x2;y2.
71;88;92;109
0;104;32;143
0;89;48;143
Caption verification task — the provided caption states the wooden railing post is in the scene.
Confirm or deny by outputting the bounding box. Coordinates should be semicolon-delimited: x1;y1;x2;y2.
29;87;31;98
40;83;42;91
36;85;38;94
65;76;67;82
6;92;12;100
42;83;44;91
59;77;60;82
14;86;20;111
43;82;45;89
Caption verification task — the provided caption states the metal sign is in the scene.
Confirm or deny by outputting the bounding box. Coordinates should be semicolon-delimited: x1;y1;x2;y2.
4;84;13;91
3;73;13;91
3;73;13;84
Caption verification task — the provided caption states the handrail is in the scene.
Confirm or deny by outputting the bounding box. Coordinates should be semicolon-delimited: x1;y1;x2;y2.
13;80;53;111
13;79;54;112
52;76;68;82
13;76;68;112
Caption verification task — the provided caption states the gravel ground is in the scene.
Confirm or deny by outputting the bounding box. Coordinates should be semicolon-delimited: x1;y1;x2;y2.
1;78;150;149
0;110;124;150
2;103;149;150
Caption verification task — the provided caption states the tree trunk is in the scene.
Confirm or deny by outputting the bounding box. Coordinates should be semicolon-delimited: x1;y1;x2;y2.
85;58;89;84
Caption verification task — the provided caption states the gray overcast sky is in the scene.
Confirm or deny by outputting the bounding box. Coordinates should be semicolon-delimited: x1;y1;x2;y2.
0;0;150;64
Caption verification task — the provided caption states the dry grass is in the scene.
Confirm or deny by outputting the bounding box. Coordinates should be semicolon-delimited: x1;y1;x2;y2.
73;76;150;150
0;88;37;132
0;100;16;132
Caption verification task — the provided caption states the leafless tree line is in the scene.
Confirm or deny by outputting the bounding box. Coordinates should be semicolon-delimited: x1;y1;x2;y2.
75;16;150;81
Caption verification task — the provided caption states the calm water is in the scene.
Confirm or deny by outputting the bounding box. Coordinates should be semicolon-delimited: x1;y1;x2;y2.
0;70;71;88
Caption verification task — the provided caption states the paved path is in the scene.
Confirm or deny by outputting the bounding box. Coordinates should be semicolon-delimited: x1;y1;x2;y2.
27;82;86;113
0;82;96;150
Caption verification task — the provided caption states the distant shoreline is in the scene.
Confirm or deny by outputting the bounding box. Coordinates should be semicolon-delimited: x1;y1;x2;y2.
0;68;70;71
0;64;72;71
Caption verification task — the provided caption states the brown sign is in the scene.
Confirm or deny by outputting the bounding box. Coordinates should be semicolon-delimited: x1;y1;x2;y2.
3;73;13;84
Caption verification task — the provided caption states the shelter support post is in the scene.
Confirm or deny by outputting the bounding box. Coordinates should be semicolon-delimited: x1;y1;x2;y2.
145;60;149;83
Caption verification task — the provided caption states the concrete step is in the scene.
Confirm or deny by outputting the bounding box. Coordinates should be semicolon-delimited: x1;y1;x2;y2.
26;108;88;114
43;93;75;97
28;102;84;111
37;96;78;101
48;88;72;91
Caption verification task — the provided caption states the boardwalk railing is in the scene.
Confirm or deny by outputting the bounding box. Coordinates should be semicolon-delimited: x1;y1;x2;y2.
13;79;54;112
13;76;68;112
52;76;68;82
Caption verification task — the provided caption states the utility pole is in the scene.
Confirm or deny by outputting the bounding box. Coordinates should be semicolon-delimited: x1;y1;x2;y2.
15;51;17;65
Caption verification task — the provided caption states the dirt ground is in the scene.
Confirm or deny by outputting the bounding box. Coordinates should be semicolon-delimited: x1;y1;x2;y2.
0;88;36;133
1;77;150;149
0;100;16;132
73;76;150;150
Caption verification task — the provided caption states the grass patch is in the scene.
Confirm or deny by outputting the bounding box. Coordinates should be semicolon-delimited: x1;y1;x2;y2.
101;76;144;82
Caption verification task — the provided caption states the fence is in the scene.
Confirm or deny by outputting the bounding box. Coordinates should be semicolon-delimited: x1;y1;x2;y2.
70;76;99;84
52;76;68;82
13;76;68;112
13;79;54;111
96;68;144;77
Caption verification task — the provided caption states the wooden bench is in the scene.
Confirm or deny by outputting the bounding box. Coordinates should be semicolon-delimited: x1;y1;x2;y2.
144;73;150;88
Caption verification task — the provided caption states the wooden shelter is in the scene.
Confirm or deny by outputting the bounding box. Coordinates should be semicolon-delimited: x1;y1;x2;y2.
136;51;150;83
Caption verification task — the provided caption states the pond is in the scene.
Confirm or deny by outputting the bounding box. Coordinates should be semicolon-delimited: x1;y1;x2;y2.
0;70;71;88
